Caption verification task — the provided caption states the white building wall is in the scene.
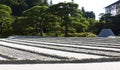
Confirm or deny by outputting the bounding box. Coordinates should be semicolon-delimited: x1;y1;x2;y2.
116;3;120;15
105;5;116;16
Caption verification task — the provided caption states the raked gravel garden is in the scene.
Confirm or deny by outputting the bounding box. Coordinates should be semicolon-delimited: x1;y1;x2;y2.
0;37;120;64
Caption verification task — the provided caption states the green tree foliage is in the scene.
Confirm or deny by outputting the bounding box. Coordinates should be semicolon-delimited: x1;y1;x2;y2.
81;7;95;19
111;15;120;35
0;4;13;37
0;0;49;16
71;14;89;32
99;13;112;23
25;0;49;7
87;18;98;33
44;15;61;36
99;13;112;28
84;11;95;19
0;0;28;16
81;7;97;33
49;2;79;36
23;6;48;36
12;17;34;35
22;5;61;36
95;13;120;35
0;1;98;37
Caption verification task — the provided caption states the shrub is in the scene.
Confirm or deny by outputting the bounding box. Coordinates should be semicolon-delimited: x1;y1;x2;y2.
45;32;64;37
68;32;97;37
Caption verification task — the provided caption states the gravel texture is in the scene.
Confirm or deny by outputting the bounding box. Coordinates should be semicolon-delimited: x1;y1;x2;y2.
0;45;63;61
0;37;120;64
3;38;120;57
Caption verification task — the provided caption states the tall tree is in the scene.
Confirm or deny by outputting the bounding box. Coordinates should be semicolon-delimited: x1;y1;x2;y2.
111;15;120;35
99;13;120;35
12;16;39;35
49;2;78;36
0;4;13;36
81;7;85;17
25;0;43;7
25;0;49;7
81;7;95;19
0;0;28;16
84;11;95;19
23;6;48;36
0;0;49;16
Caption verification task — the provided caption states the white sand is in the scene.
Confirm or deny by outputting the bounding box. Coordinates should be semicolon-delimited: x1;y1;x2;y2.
0;57;7;60
0;41;105;59
0;62;120;70
11;39;120;52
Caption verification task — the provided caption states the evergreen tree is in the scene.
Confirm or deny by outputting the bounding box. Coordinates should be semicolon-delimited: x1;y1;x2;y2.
49;2;79;36
81;7;85;17
0;4;13;36
0;0;28;16
0;0;49;16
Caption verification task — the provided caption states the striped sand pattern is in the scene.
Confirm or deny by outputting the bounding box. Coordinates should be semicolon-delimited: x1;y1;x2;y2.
0;37;120;64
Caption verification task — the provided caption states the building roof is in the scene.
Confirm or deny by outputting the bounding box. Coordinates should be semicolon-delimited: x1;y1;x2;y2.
105;0;120;8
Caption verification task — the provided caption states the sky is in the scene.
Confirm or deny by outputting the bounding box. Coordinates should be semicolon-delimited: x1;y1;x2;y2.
51;0;118;20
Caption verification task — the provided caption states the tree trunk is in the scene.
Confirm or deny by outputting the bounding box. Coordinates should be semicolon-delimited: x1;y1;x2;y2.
39;18;44;36
40;22;43;36
64;16;68;37
65;23;68;37
0;22;4;37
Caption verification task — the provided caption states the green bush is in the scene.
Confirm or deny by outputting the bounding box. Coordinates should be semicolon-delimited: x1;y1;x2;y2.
45;32;64;37
68;32;97;37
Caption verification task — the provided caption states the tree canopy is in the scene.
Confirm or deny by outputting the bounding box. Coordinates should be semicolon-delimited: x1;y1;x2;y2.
23;6;48;36
0;4;13;37
2;1;120;37
0;0;49;16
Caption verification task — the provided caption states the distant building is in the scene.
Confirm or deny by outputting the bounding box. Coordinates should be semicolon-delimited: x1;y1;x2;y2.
105;0;120;16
